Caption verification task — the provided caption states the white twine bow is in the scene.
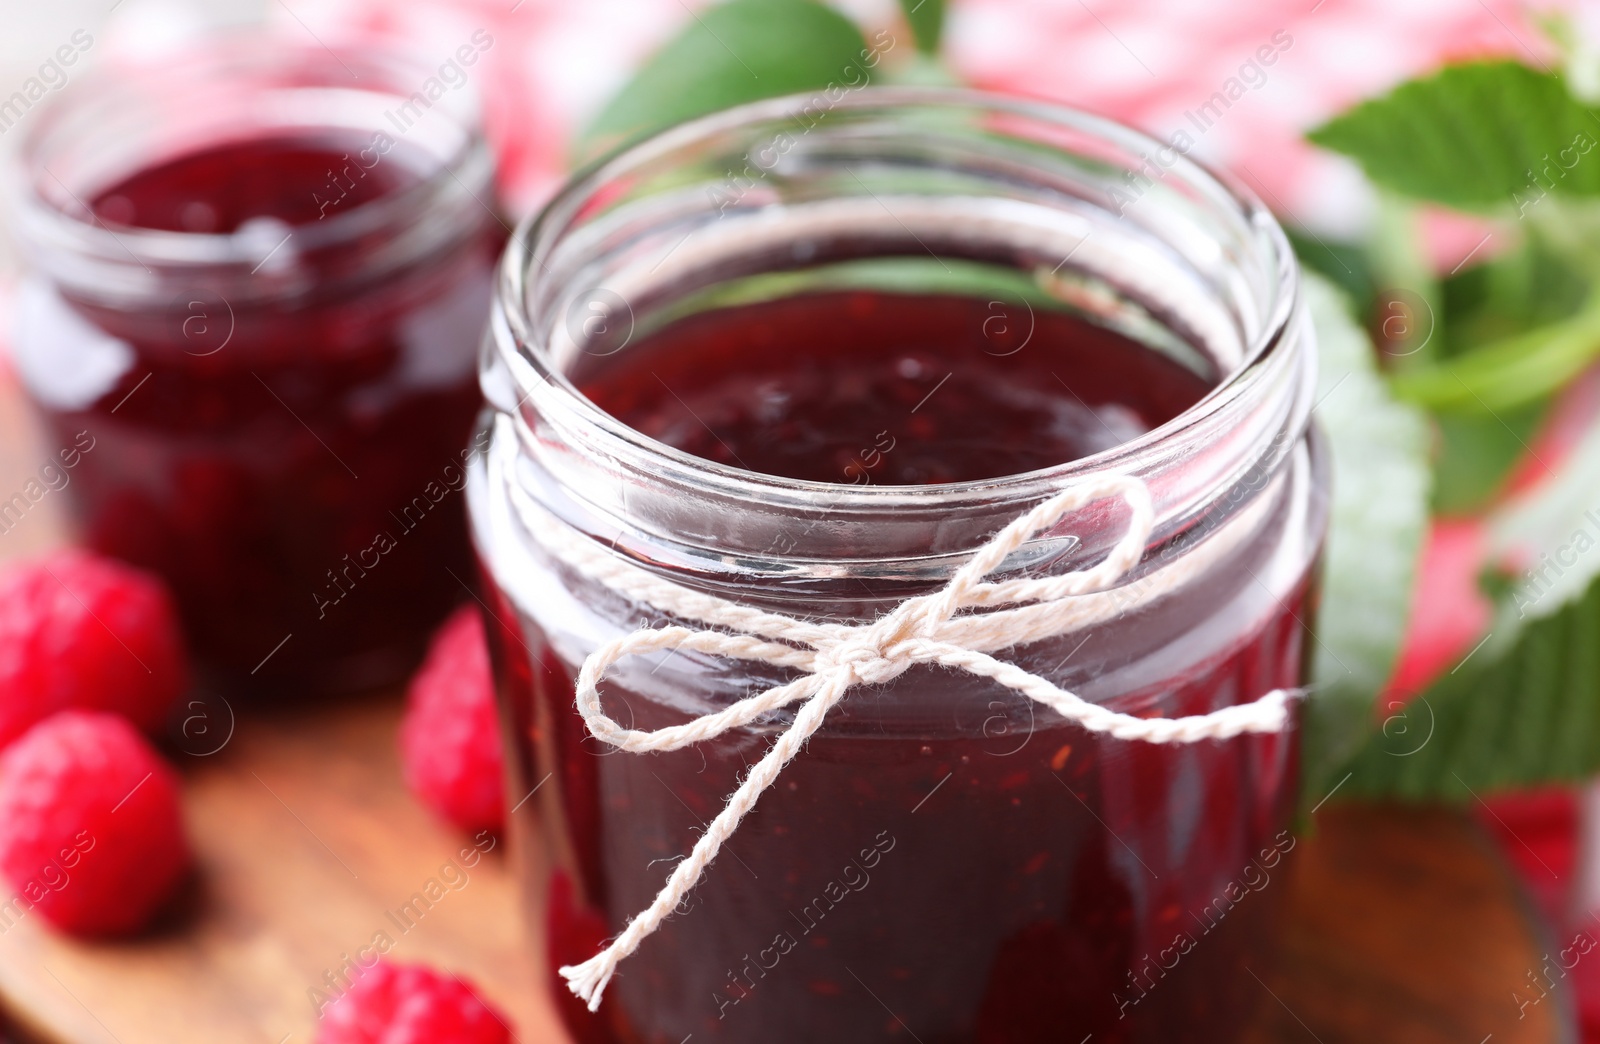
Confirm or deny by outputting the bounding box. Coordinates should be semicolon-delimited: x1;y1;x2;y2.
546;473;1297;1011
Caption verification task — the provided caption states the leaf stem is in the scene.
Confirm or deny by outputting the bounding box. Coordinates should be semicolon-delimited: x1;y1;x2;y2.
1387;293;1600;413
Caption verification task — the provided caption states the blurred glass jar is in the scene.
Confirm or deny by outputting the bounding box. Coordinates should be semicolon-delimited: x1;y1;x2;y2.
6;35;504;690
469;90;1326;1042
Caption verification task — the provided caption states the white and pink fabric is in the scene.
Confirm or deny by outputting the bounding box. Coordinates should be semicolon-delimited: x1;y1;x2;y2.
272;0;1571;245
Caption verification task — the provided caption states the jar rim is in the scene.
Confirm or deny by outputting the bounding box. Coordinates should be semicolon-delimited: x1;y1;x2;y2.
7;30;494;287
498;86;1302;513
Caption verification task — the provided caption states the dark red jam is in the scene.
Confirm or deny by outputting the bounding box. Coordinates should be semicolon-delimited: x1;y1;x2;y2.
574;290;1214;484
91;137;412;232
17;133;501;688
486;289;1306;1042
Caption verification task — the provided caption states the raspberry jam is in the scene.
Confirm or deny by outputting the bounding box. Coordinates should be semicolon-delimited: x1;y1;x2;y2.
486;290;1307;1042
90;137;415;233
10;45;502;688
573;290;1214;484
469;93;1323;1044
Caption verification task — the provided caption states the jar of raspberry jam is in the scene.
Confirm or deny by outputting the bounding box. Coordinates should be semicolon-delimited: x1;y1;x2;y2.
7;38;503;689
468;91;1326;1043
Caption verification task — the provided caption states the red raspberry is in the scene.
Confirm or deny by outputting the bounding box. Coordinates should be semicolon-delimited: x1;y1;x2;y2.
0;711;190;935
318;962;511;1044
399;606;503;833
0;550;189;750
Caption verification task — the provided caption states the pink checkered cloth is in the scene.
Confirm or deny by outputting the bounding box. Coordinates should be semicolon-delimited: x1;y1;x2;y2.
275;0;1560;249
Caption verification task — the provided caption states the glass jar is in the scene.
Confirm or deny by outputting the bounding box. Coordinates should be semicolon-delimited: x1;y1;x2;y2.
6;35;504;690
469;89;1326;1043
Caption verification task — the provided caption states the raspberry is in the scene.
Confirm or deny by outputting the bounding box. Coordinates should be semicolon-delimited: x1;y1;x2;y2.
0;550;189;750
0;711;190;935
318;961;511;1044
399;606;503;833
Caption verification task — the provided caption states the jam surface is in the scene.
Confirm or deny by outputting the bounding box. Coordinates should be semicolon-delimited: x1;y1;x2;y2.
20;132;499;687
92;135;413;232
577;290;1213;484
488;288;1306;1043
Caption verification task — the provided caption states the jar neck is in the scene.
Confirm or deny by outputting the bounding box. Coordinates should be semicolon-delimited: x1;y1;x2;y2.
482;89;1311;605
7;34;497;307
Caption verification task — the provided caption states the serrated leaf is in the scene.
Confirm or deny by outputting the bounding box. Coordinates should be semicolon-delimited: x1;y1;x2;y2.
577;0;872;157
1339;415;1600;799
898;0;945;55
1299;275;1433;806
1339;581;1600;799
1309;61;1600;212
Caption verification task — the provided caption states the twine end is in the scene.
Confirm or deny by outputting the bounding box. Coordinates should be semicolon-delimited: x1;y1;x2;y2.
560;953;619;1012
1250;688;1302;733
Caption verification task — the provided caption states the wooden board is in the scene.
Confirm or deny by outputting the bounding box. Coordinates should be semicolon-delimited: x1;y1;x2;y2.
1242;806;1574;1044
0;688;1572;1043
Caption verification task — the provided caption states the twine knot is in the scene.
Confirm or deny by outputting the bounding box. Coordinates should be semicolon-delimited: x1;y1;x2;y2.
813;616;920;685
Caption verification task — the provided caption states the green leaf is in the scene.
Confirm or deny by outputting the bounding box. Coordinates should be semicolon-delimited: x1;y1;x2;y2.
577;0;873;157
1309;61;1600;212
1286;228;1374;314
1339;416;1600;799
1386;292;1600;413
1422;234;1583;513
1299;275;1433;806
1338;583;1600;799
1437;231;1591;353
898;0;946;55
